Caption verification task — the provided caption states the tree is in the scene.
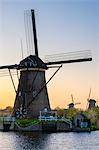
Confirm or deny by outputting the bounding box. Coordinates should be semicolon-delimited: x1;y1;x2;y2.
65;108;79;119
54;107;65;117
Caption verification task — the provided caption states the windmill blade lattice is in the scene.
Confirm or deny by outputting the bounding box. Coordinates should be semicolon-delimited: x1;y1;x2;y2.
0;69;18;77
24;10;35;55
45;50;92;65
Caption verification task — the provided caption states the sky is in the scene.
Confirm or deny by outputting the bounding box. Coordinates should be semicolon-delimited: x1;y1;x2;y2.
0;0;99;109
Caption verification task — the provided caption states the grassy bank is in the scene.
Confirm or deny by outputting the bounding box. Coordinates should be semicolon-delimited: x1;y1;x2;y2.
16;119;40;127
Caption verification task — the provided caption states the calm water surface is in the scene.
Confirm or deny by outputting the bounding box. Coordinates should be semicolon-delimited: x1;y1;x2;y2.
0;131;99;150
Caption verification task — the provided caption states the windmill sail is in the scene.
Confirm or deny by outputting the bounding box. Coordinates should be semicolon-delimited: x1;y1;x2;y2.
31;9;38;57
45;50;92;65
0;64;19;69
24;9;38;56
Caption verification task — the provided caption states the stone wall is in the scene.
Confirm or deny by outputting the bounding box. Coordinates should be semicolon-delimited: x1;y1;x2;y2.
57;122;71;131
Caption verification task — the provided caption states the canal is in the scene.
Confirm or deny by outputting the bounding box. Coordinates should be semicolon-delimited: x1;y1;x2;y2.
0;131;99;150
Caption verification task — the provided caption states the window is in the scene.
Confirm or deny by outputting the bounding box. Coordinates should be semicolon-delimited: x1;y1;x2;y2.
32;90;37;98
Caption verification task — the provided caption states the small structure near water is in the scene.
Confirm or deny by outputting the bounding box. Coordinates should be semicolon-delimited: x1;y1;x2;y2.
0;116;15;131
39;108;57;121
38;108;72;131
73;112;90;128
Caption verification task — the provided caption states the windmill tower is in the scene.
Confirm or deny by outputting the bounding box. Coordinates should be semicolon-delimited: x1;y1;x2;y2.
0;9;92;119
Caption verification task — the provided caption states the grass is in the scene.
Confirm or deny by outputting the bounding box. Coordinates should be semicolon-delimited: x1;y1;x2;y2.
16;119;66;127
16;119;40;127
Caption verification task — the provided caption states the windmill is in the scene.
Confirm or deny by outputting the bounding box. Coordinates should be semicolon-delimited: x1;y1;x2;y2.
0;10;92;118
68;94;81;109
87;88;96;109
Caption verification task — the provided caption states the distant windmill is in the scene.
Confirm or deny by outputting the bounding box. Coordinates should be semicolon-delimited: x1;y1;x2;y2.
68;94;81;109
0;10;92;118
87;88;96;109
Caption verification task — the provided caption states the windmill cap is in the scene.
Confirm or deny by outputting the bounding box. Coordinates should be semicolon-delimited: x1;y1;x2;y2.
89;99;96;103
19;55;47;69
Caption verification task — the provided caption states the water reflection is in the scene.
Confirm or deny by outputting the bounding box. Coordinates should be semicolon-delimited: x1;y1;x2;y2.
15;132;50;150
0;131;99;150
